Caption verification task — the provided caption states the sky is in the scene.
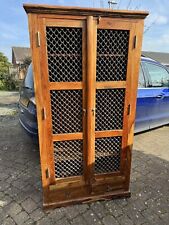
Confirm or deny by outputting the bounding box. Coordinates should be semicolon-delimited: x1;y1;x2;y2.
0;0;169;62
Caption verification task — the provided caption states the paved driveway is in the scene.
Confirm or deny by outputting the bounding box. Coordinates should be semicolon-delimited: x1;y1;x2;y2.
0;91;169;225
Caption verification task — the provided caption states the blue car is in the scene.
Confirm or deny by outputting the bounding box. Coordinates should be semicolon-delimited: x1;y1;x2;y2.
19;56;169;138
135;57;169;132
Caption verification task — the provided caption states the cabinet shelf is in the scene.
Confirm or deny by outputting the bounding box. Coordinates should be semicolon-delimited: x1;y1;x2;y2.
48;54;81;57
97;54;125;57
96;151;119;158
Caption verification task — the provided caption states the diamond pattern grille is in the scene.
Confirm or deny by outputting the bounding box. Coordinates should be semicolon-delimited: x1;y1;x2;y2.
95;89;125;131
46;27;82;82
50;90;82;134
95;137;122;174
54;140;83;178
97;29;129;81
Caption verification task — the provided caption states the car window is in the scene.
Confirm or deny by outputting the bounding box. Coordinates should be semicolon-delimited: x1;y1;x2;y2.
138;65;145;88
145;62;169;87
24;64;34;90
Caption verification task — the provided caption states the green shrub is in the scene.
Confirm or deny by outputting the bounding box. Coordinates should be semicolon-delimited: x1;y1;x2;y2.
0;73;19;91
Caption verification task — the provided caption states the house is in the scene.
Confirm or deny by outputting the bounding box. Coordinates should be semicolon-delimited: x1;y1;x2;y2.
12;47;31;79
142;51;169;68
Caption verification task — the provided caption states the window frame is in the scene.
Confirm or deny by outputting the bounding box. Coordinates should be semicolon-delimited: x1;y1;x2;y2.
138;62;147;88
143;61;169;88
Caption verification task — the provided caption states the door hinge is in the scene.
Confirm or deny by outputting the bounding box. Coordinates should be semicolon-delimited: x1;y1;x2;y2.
97;16;101;24
45;168;50;179
42;107;46;120
36;31;40;47
127;104;131;115
133;35;137;49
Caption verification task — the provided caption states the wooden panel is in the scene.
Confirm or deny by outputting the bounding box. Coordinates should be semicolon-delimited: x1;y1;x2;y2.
124;20;145;191
27;14;52;204
95;130;123;138
119;24;136;177
24;4;148;19
53;133;83;141
86;16;96;185
97;18;133;30
39;18;56;185
45;18;84;27
96;81;126;89
82;21;88;182
39;14;87;20
50;177;85;190
49;82;83;90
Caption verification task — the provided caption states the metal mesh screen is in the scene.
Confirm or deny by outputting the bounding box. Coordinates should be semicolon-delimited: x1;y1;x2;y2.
95;89;125;131
46;27;82;82
54;140;83;178
95;137;122;174
50;90;82;134
97;29;129;81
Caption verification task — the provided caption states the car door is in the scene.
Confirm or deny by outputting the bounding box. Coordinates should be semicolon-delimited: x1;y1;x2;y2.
143;62;169;129
135;63;150;133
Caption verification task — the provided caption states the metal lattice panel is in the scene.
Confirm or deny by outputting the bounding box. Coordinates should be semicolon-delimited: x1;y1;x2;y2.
46;27;82;82
95;137;122;174
95;89;125;131
54;140;83;178
50;90;82;134
97;29;129;81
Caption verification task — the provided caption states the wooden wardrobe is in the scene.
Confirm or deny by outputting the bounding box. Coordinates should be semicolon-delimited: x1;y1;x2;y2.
24;4;148;208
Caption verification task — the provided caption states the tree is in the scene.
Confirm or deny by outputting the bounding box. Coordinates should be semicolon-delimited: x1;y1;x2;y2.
0;52;15;90
0;52;10;77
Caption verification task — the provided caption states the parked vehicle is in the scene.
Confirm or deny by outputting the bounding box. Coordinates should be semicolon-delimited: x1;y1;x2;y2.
19;57;169;138
135;57;169;132
19;64;38;139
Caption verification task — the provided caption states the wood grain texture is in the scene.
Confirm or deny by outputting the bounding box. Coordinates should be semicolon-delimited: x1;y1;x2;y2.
95;130;123;138
24;4;148;19
82;21;88;183
39;17;56;185
96;81;126;89
53;133;83;141
119;23;136;178
124;20;145;191
49;82;83;90
27;14;51;203
43;189;130;209
45;18;84;27
86;16;96;186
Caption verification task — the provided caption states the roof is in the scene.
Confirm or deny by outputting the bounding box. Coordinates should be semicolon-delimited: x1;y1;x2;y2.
23;4;148;19
141;56;157;63
12;47;31;64
142;51;169;65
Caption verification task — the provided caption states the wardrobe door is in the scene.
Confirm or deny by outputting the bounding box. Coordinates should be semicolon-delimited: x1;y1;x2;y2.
30;16;89;207
92;19;142;194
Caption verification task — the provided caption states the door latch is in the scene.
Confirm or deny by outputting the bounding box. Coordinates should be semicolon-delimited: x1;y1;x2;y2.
127;104;131;115
45;168;50;179
36;31;40;47
42;108;46;120
133;35;137;49
92;108;95;116
83;109;86;116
